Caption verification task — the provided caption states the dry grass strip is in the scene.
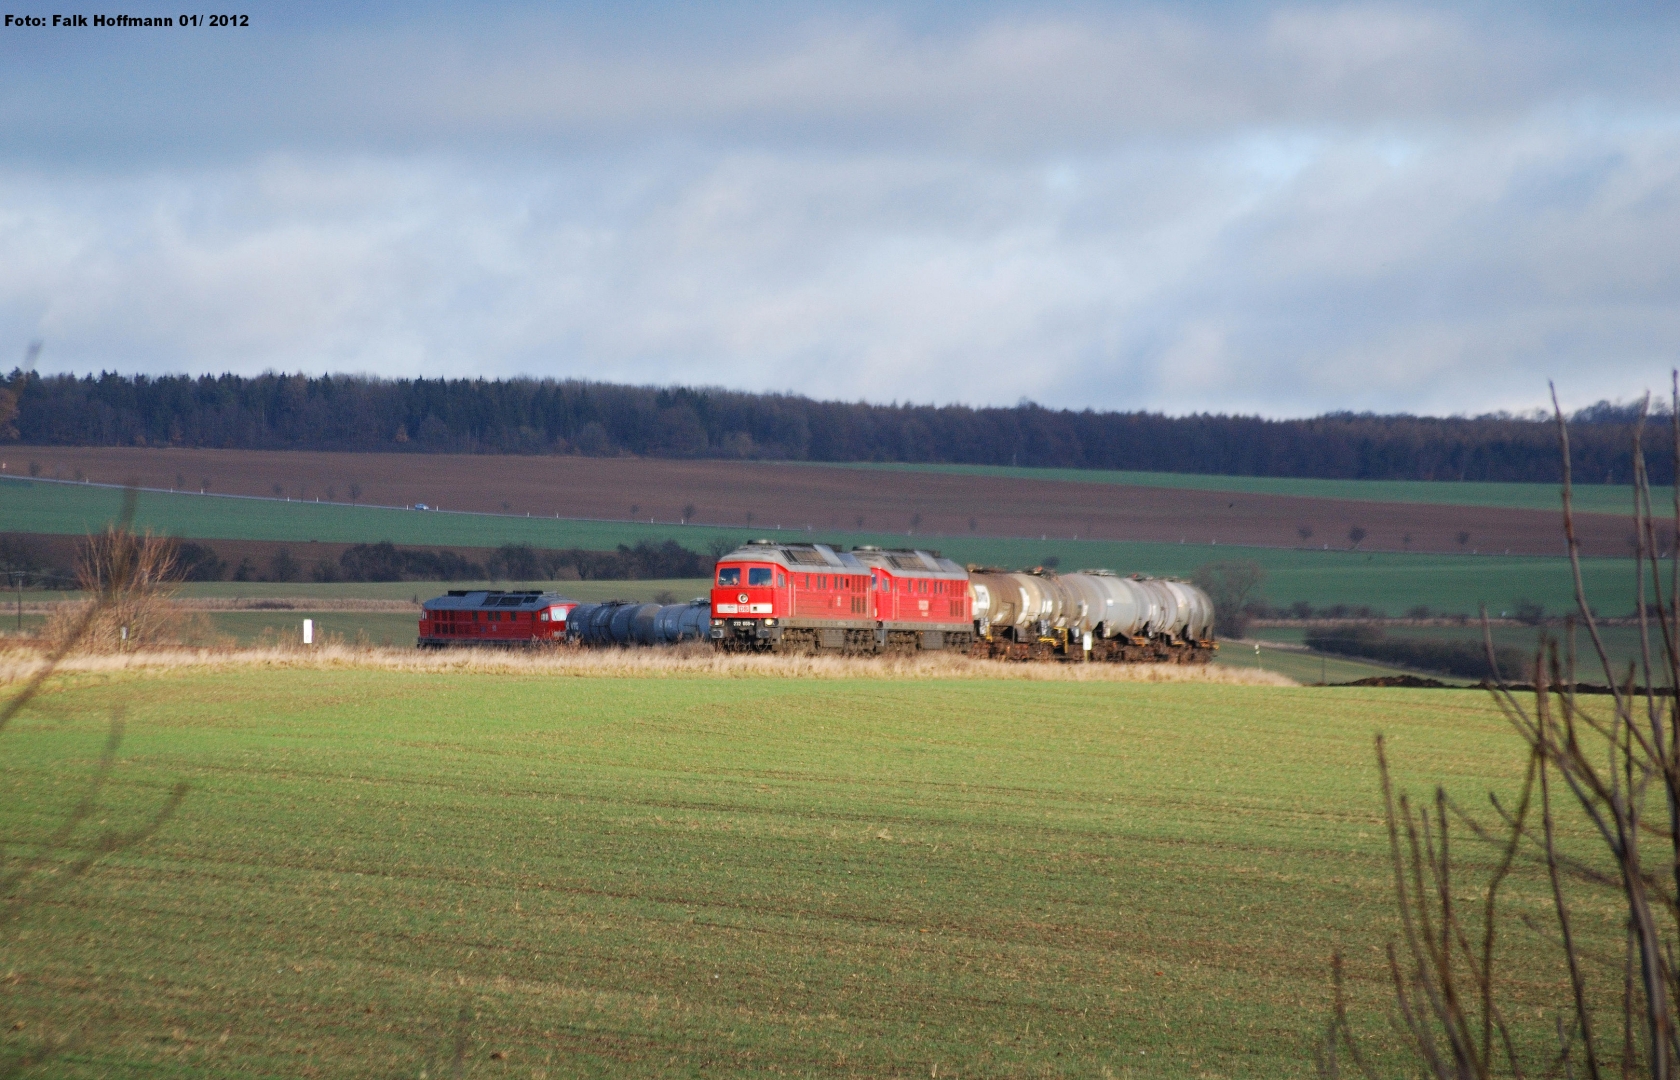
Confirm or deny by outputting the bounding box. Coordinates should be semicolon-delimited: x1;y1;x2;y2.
0;643;1296;685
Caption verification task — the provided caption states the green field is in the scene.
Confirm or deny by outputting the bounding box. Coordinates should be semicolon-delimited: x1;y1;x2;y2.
0;665;1596;1077
0;478;1650;616
824;461;1657;514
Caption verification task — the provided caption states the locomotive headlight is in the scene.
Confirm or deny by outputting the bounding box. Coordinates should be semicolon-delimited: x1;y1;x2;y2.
763;619;776;626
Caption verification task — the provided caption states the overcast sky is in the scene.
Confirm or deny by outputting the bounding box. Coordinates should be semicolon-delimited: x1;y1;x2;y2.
2;1;1677;416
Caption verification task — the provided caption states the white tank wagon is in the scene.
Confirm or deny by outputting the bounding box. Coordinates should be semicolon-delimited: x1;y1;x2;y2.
967;568;1217;663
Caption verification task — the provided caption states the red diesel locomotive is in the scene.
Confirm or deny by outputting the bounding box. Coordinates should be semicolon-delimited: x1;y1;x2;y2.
709;540;972;652
709;541;875;650
418;590;579;647
848;545;973;651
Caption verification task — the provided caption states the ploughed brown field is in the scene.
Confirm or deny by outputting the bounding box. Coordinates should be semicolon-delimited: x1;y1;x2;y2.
1;445;1628;556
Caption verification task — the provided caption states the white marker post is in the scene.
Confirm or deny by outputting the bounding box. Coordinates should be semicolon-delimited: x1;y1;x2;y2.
303;618;314;645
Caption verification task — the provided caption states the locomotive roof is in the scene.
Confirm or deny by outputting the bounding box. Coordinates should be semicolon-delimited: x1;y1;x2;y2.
421;589;575;611
848;546;967;577
717;541;867;571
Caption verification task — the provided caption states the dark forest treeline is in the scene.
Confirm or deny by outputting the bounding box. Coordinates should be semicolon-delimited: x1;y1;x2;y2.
320;539;712;584
2;370;1670;483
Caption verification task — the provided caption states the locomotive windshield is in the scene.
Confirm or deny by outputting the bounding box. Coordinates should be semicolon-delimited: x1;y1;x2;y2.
747;567;774;586
717;567;741;586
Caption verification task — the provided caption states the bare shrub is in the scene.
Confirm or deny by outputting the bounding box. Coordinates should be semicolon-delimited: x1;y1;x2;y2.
1194;560;1267;638
43;522;189;651
1320;378;1680;1078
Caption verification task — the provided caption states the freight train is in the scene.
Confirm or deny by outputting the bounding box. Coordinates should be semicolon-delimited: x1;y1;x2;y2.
417;541;1217;663
708;541;1215;663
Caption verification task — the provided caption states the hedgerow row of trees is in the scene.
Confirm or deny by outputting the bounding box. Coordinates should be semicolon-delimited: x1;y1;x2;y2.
0;535;714;586
236;540;713;584
1;370;1670;483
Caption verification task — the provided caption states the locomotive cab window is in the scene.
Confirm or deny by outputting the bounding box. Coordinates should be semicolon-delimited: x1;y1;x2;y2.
748;567;774;586
717;567;741;586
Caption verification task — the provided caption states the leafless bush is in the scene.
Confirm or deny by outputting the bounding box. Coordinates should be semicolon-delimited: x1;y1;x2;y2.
1321;379;1680;1078
1194;560;1267;638
42;518;190;651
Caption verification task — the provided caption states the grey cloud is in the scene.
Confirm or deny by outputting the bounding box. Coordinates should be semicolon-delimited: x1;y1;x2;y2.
4;4;1675;162
2;2;1679;415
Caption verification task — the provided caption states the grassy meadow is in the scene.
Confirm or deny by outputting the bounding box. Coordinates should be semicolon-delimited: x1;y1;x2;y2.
0;660;1612;1077
0;477;1648;616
